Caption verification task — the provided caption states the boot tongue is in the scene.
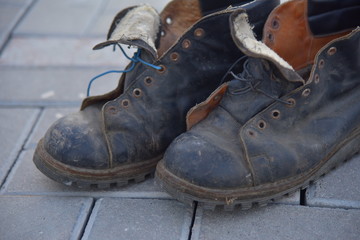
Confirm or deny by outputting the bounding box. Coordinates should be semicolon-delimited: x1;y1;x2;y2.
223;57;298;125
229;10;305;85
93;4;160;58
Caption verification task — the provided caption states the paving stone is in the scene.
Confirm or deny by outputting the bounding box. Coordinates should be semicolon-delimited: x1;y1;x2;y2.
192;204;360;240
0;67;120;105
0;37;132;67
87;0;169;36
306;154;360;209
14;0;103;36
0;108;39;184
82;198;192;240
0;195;93;240
0;0;33;49
0;0;33;4
24;107;77;149
2;149;169;199
274;190;300;205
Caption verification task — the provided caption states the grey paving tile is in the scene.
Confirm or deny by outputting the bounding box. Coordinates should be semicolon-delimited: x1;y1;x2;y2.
192;204;360;240
0;0;33;4
0;37;131;67
0;108;39;184
0;67;120;105
14;0;103;36
24;107;78;149
87;0;170;36
0;0;33;49
306;154;360;209
82;198;192;240
2;149;169;199
274;190;300;205
0;195;93;240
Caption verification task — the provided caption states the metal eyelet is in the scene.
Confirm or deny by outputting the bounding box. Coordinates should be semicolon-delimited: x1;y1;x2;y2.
302;88;311;97
144;76;153;86
133;88;142;97
267;32;274;43
327;47;337;56
271;18;280;29
182;39;191;49
161;31;166;37
314;74;320;84
286;98;296;107
271;109;281;119
170;52;180;62
194;28;205;38
318;59;325;69
157;65;166;74
121;99;130;108
257;120;266;130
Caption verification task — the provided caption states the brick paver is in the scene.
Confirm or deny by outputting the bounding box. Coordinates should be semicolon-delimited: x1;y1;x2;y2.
0;195;93;240
0;0;33;50
0;108;39;183
192;204;360;240
306;155;360;209
82;198;193;240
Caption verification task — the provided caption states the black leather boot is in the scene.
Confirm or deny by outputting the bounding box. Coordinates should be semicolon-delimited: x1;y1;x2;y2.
156;10;360;210
33;0;279;187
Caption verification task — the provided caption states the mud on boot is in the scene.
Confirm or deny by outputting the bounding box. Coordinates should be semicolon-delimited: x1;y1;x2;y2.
33;0;280;188
155;9;360;210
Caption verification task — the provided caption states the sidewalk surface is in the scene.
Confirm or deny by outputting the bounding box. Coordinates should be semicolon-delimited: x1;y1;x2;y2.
0;0;359;239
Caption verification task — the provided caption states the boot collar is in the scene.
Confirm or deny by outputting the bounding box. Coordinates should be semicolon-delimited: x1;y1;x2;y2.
230;10;305;85
93;5;160;59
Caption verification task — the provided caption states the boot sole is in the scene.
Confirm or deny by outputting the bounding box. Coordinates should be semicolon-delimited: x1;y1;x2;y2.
34;138;160;188
155;131;360;211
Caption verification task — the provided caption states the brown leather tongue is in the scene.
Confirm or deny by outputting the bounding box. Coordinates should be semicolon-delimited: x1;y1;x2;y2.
158;0;202;57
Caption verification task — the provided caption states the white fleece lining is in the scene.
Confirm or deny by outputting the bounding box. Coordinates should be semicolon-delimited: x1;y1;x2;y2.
234;13;294;70
109;4;160;54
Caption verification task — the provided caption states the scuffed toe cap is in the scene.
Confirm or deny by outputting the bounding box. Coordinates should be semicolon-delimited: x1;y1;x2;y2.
43;110;110;169
162;132;253;189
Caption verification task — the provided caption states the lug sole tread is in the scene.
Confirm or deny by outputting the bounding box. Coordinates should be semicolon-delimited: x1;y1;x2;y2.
33;138;158;189
155;153;357;211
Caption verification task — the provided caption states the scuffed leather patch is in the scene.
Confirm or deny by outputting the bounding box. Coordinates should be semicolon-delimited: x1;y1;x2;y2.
186;83;228;130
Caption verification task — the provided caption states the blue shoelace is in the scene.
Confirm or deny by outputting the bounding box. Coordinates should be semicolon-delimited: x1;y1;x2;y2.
87;44;161;97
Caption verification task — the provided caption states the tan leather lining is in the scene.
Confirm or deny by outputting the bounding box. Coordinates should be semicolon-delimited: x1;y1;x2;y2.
81;0;203;109
263;0;350;71
158;0;202;57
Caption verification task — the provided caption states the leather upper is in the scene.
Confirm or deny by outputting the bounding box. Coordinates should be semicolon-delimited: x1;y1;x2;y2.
163;28;360;188
43;0;280;169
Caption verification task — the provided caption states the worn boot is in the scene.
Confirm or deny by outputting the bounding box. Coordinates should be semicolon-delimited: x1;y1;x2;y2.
156;10;360;210
33;0;279;187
